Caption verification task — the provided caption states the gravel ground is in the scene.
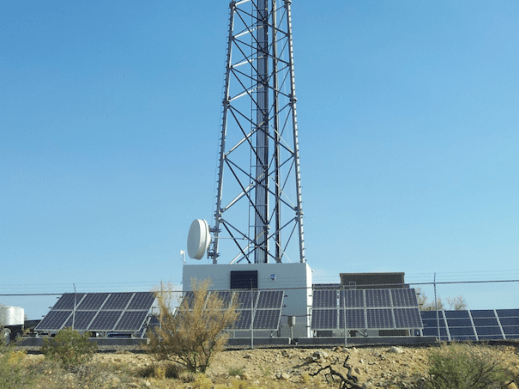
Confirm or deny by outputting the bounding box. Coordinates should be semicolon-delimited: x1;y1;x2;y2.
19;341;519;388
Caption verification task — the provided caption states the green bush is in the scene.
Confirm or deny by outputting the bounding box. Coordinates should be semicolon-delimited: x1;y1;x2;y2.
41;327;97;370
139;362;182;379
0;348;32;388
228;366;245;377
423;343;513;389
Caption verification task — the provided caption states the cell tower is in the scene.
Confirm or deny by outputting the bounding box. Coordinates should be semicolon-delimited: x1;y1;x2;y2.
207;0;305;265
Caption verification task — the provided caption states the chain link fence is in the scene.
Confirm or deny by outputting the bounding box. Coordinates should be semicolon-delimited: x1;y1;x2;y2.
2;280;519;320
2;279;518;344
409;279;519;311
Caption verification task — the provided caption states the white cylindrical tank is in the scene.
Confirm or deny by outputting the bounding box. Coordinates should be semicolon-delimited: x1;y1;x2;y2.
0;306;24;326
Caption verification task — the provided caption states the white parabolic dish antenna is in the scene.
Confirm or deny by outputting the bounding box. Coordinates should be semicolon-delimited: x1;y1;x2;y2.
187;219;211;260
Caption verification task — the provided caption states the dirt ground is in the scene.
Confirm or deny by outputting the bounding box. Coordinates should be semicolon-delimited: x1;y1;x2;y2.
205;344;519;387
23;342;519;388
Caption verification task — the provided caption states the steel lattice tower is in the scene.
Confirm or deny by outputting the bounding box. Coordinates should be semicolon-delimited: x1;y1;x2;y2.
209;0;305;265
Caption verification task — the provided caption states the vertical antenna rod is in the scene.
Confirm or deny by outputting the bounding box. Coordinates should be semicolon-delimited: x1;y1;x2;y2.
255;0;269;264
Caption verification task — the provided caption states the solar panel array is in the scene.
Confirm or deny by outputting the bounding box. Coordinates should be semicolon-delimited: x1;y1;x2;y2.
35;292;155;333
177;290;284;331
312;288;423;331
420;309;519;341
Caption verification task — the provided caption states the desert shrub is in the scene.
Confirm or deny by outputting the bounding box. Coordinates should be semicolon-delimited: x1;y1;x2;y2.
258;364;271;377
193;373;213;389
144;279;238;373
41;327;97;370
0;347;32;388
228;366;245;377
7;349;26;366
139;362;181;379
301;372;311;383
230;380;248;389
179;371;197;383
423;343;513;389
29;359;133;389
139;364;159;378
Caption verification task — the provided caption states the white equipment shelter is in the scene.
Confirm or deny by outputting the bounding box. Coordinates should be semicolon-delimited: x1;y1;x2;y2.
183;263;312;338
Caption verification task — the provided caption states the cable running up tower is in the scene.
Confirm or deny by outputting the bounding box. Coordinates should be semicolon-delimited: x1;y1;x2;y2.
209;0;305;265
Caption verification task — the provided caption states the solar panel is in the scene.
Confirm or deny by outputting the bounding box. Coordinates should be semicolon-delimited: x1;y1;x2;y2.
35;291;155;335
254;310;280;329
52;293;86;310
502;326;519;336
179;291;195;309
391;289;418;307
176;290;283;332
35;311;72;331
448;326;476;340
232;291;249;309
233;310;251;329
127;292;156;310
367;309;394;328
366;290;391;308
89;311;122;331
496;309;519;340
496;309;519;317
339;309;366;329
429;310;475;341
420;310;519;341
447;318;472;327
340;290;364;308
257;291;283;309
311;309;337;329
477;333;505;340
420;311;449;340
77;293;109;310
116;311;149;330
103;293;134;310
475;326;502;336
394;308;422;328
64;311;97;330
443;310;474;339
444;310;470;319
421;318;440;328
313;290;338;308
470;310;496;318
420;310;445;320
211;291;233;308
449;327;474;335
499;317;519;326
422;327;450;340
473;317;499;327
311;288;423;332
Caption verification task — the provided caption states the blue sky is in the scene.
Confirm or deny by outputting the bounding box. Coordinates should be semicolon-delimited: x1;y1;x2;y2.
1;1;519;318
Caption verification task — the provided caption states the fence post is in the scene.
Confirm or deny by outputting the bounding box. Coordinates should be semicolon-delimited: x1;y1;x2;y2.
434;274;440;341
342;288;348;347
250;288;254;350
72;283;77;331
160;282;163;330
